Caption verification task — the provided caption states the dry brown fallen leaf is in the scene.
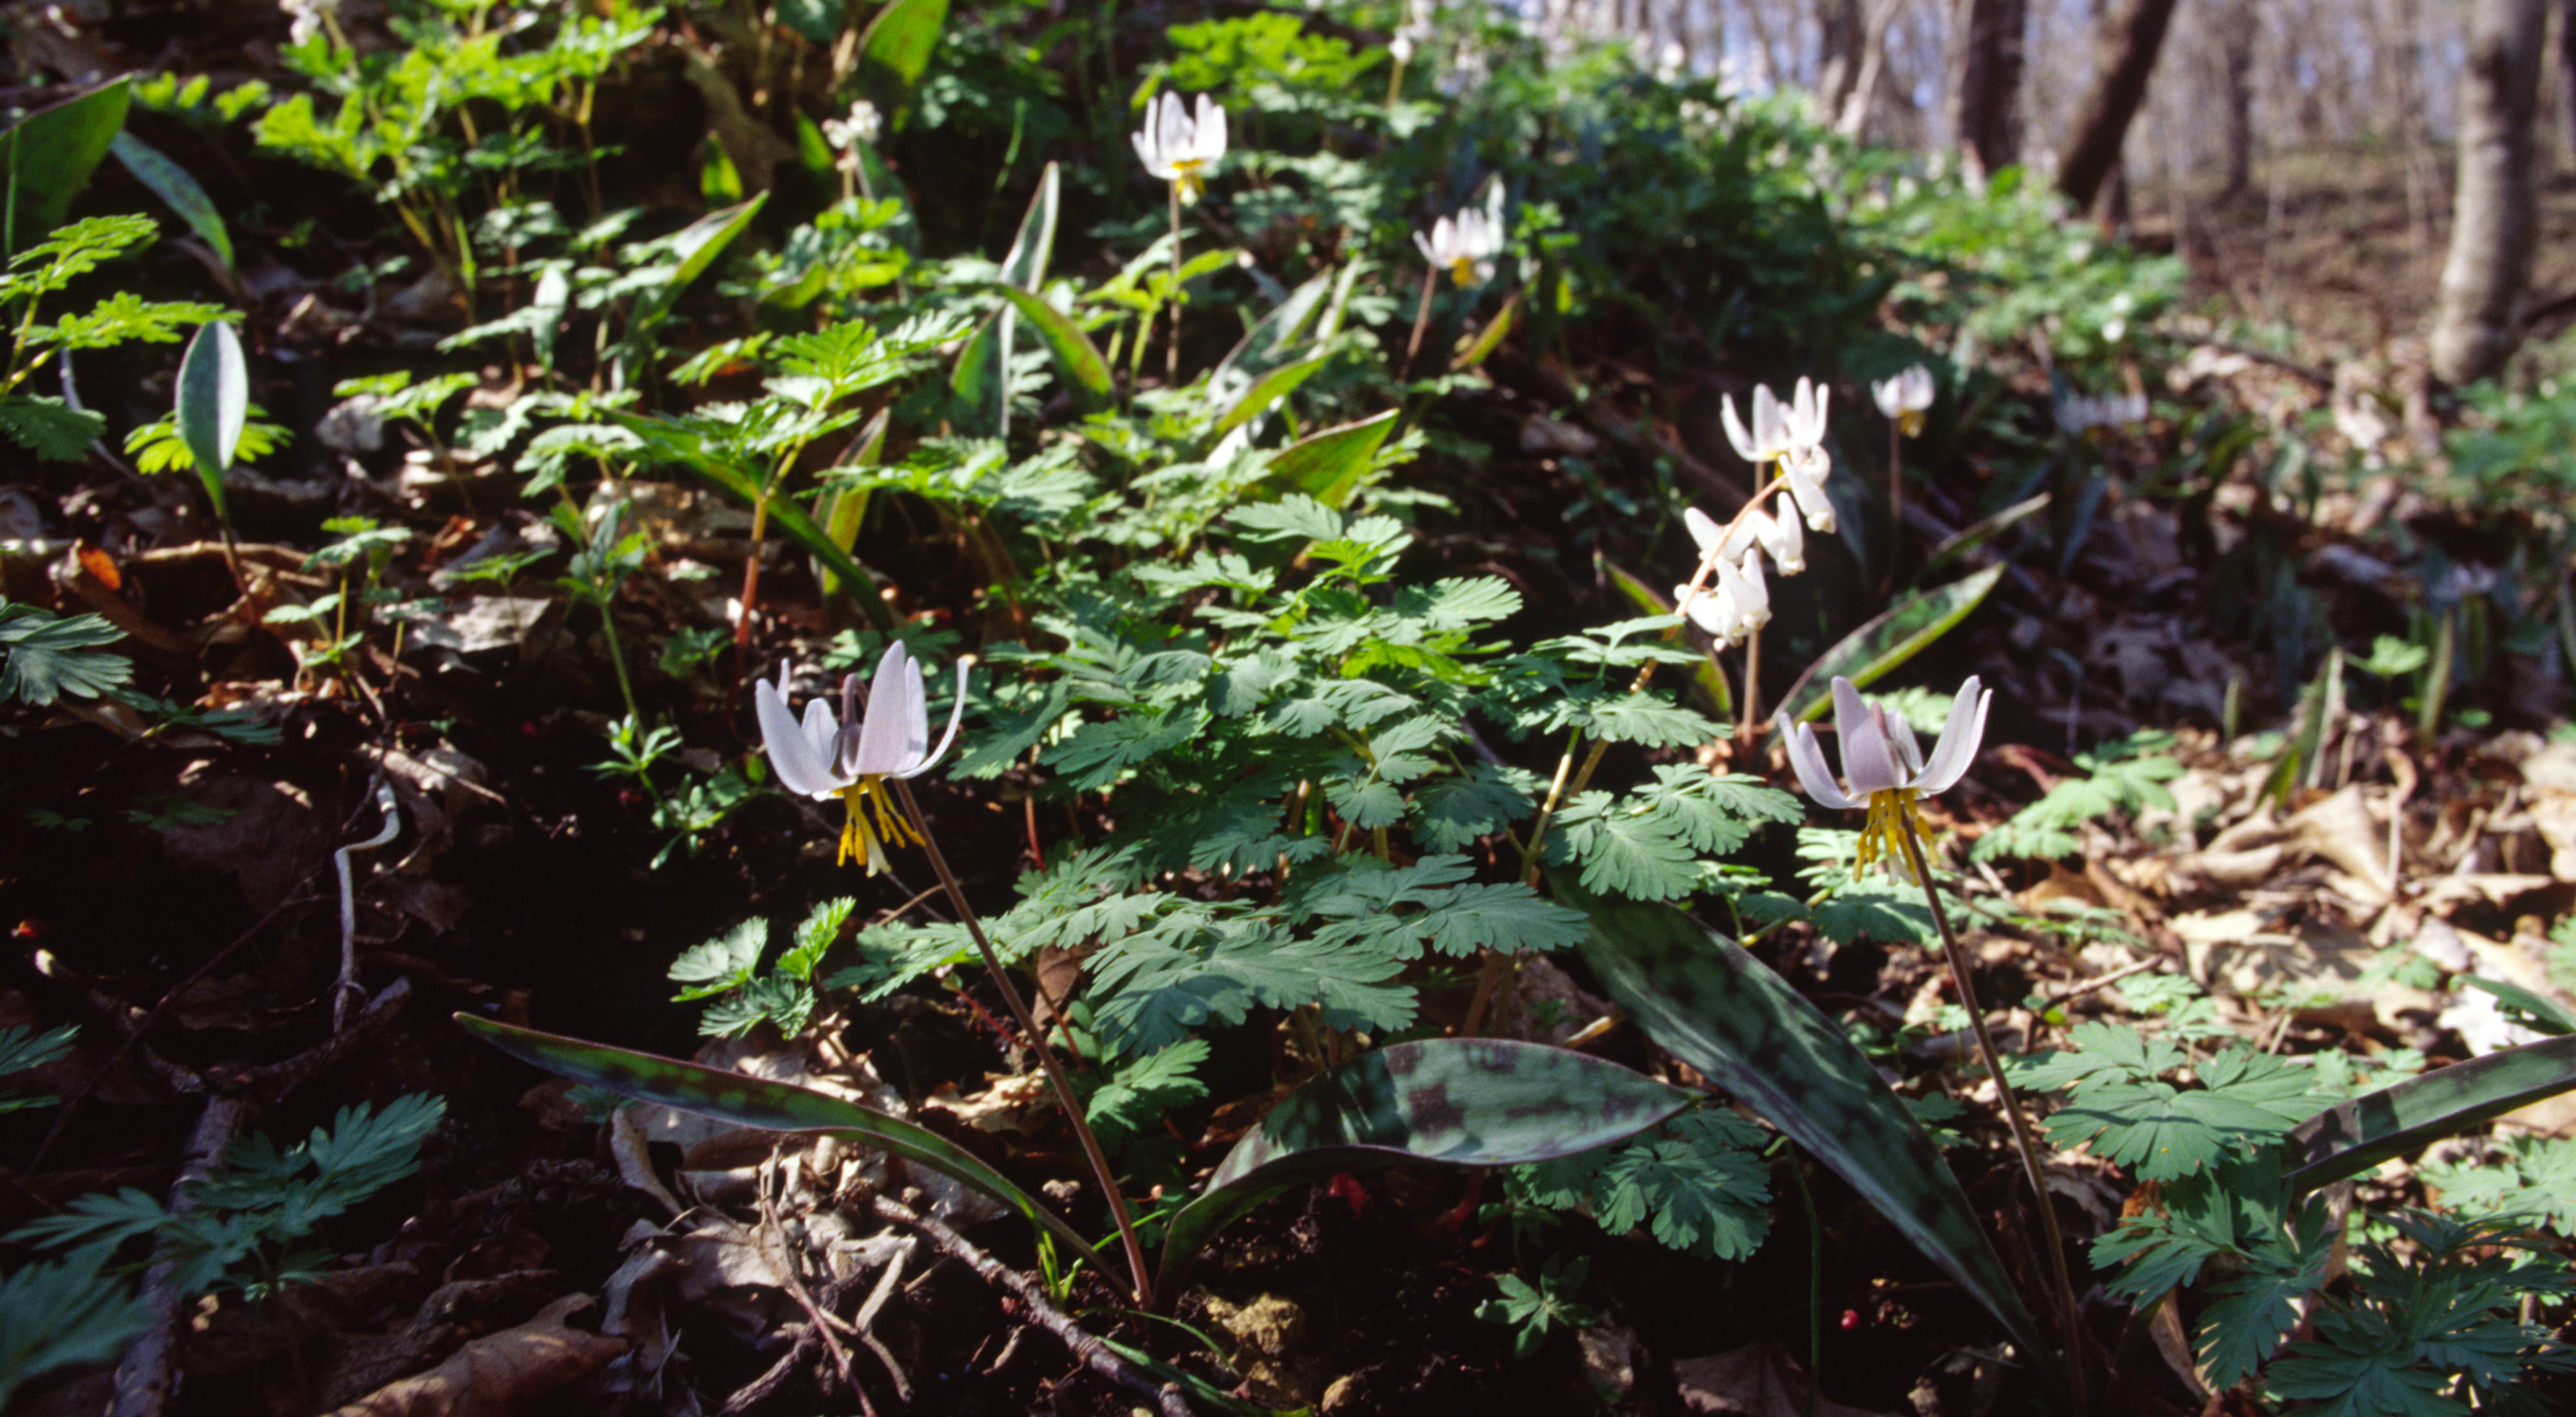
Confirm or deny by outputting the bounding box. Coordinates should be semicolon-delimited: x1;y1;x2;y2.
325;1293;624;1417
1674;1340;1895;1417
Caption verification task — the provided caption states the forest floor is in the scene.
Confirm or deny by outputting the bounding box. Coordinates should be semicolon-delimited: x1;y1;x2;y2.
5;38;2576;1417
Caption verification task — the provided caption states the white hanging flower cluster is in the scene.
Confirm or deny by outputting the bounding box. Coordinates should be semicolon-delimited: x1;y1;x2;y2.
281;0;337;45
1677;377;1841;646
1132;91;1228;204
1721;377;1835;532
822;99;882;156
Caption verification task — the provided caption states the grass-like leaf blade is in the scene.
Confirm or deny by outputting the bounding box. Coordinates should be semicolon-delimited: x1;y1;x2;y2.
1562;877;2056;1372
2456;976;2576;1038
1776;562;2003;724
2282;1034;2576;1195
108;131;231;271
989;286;1113;414
1155;1038;1687;1298
453;1013;1109;1275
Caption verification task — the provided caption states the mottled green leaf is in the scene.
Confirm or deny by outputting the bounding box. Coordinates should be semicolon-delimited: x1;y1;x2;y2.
453;1013;1111;1275
1777;564;2004;724
2282;1034;2576;1195
1157;1040;1689;1297
1;79;129;255
109;130;230;269
1562;877;2054;1370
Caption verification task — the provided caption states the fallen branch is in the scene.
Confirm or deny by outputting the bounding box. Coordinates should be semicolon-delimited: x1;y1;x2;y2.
867;1193;1193;1417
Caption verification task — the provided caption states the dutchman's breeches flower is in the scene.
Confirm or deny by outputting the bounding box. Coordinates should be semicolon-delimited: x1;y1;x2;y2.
755;643;967;874
1777;676;1990;880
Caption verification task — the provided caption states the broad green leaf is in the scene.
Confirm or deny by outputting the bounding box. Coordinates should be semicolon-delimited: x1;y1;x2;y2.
815;406;889;603
175;320;245;520
1155;1039;1688;1297
997;161;1057;291
2456;976;2576;1037
1250;410;1398;508
665;193;767;302
0;79;129;255
989;286;1113;414
948;307;1005;437
608;412;895;631
453;1014;1112;1276
1213;352;1329;436
1776;563;2004;724
1562;877;2056;1373
529;267;569;372
1450;290;1517;370
108;131;230;271
1916;492;2047;582
2282;1034;2576;1195
857;0;948;115
1211;265;1335;387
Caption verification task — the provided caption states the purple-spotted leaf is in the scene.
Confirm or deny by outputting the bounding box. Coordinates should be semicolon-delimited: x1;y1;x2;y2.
453;1014;1110;1276
1155;1039;1687;1298
1560;876;2056;1373
2283;1034;2576;1195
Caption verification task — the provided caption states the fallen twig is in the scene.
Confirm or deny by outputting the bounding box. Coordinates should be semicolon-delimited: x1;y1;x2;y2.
867;1192;1193;1417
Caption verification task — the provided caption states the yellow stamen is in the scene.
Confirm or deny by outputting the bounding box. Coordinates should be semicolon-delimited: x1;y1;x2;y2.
1448;258;1475;287
1854;786;1928;881
835;777;921;874
1171;162;1206;202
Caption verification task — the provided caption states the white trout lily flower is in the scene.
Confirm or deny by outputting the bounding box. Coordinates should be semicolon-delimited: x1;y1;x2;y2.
755;643;967;874
1873;365;1934;437
1133;91;1227;204
1414;208;1500;287
1777;676;1990;880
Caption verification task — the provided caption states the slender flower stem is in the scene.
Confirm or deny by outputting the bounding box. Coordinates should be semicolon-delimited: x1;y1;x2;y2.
890;777;1155;1309
1882;419;1902;595
1892;817;2086;1412
1402;265;1437;377
1165;184;1183;385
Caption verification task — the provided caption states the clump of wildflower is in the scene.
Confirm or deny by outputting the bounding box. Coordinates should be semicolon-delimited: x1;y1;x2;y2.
754;645;966;874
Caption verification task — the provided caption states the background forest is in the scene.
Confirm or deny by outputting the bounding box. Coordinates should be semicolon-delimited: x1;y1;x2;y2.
3;1;2576;1416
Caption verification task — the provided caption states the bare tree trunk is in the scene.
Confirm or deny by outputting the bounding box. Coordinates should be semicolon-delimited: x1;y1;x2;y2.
1835;0;1902;136
2432;0;2548;383
2056;0;2183;210
2215;0;2259;200
1817;0;1868;119
2561;0;2576;171
1954;0;2029;178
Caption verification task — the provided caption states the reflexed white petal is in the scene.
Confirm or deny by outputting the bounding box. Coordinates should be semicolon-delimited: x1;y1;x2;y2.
901;654;930;765
1193;95;1227;161
756;669;842;799
1916;676;1991;793
1787;377;1828;450
902;661;970;779
1778;718;1861;810
1752;384;1785;452
800;696;839;774
1900;365;1933;409
1708;555;1757;644
850;642;916;775
1414;228;1439;265
1155;91;1190;158
1881;705;1924;778
1873;377;1904;420
1684;506;1727;559
1832;676;1906;796
1732;550;1769;625
1762;505;1803;573
1782;448;1835;532
1721;394;1761;463
1131;129;1163;176
1679;584;1729;634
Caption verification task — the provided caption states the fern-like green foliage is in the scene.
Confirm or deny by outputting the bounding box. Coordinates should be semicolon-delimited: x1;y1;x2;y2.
670;898;853;1038
2013;1020;2327;1181
2419;1134;2576;1237
0;1253;153;1409
0;1022;77;1112
13;1094;447;1300
1973;732;2182;862
1511;1109;1772;1261
0;601;130;706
